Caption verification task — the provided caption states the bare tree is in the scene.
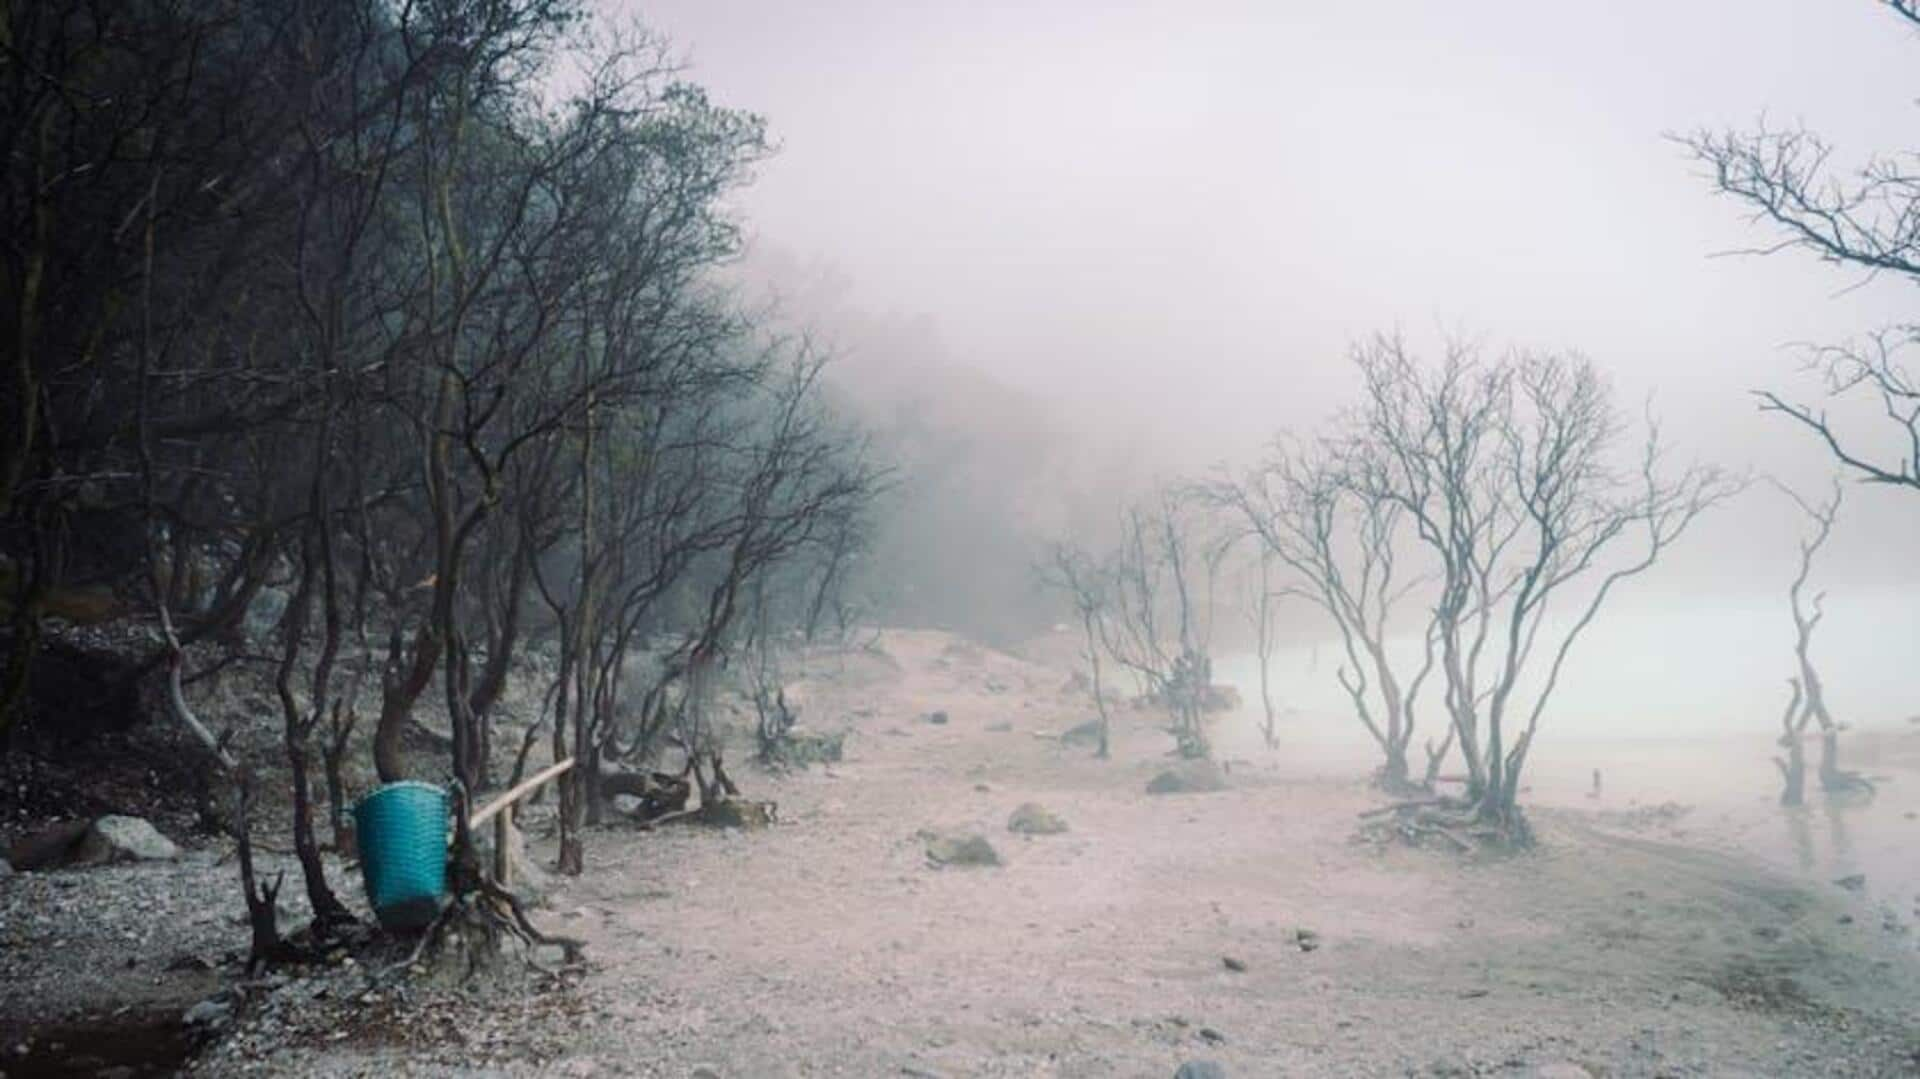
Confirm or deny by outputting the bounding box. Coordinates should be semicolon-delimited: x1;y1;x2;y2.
1245;548;1283;750
1679;1;1920;493
1349;335;1741;842
1211;443;1443;790
1102;490;1220;758
1041;542;1116;758
1770;479;1842;806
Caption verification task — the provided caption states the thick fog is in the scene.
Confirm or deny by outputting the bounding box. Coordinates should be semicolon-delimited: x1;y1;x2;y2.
632;0;1920;736
10;4;1920;1072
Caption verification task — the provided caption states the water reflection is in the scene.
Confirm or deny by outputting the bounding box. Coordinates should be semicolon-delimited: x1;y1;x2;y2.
1784;805;1814;873
1779;797;1861;880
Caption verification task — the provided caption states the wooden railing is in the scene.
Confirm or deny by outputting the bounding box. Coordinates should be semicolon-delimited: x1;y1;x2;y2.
467;758;574;888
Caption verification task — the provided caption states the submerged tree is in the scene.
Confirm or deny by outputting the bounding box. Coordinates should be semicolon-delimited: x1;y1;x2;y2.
1771;480;1844;806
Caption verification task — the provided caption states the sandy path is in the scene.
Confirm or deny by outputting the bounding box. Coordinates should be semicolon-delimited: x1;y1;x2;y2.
510;631;1920;1078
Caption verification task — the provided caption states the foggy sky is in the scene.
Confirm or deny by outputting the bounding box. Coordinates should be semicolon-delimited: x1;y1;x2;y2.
625;0;1919;724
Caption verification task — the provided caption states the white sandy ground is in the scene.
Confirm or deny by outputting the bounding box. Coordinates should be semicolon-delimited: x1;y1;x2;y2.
7;628;1920;1077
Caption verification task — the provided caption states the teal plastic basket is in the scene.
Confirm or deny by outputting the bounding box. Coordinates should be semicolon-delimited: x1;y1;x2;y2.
353;781;450;931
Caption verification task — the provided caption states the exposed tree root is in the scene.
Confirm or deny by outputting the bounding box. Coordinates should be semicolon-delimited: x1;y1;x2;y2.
359;783;585;995
1355;797;1531;852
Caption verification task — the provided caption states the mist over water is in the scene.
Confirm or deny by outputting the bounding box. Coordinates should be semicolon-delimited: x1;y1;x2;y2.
1219;591;1920;744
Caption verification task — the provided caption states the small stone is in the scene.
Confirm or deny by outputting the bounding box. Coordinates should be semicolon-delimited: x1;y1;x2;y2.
183;998;233;1027
1197;1027;1226;1045
1146;760;1227;795
72;815;180;865
1833;873;1866;892
922;711;949;725
1007;803;1068;836
1221;956;1247;972
921;831;1000;867
1294;928;1320;952
1174;1063;1227;1079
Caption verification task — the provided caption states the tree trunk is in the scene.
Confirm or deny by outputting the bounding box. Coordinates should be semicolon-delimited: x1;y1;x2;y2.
1378;744;1411;792
1777;740;1807;807
234;775;285;974
289;745;351;928
322;703;356;854
375;624;437;783
1082;610;1111;760
583;736;604;827
1817;727;1845;792
552;644;583;875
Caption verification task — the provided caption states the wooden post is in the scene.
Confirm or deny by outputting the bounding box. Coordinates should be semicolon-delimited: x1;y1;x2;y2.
468;757;574;886
493;812;512;888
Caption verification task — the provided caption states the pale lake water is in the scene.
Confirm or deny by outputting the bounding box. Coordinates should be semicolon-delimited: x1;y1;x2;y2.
1208;600;1920;932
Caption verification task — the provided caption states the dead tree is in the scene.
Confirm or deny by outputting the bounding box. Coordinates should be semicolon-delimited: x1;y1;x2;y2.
1041;542;1116;758
1247;548;1283;750
1770;479;1862;804
744;579;802;763
1102;491;1219;758
1348;336;1741;843
1210;443;1442;790
383;781;583;985
1680;1;1920;497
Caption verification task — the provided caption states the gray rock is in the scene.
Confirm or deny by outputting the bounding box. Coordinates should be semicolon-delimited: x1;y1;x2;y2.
1175;1062;1227;1079
921;830;1000;867
1007;802;1068;835
182;997;233;1027
72;815;180;865
1146;760;1228;795
922;711;950;725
